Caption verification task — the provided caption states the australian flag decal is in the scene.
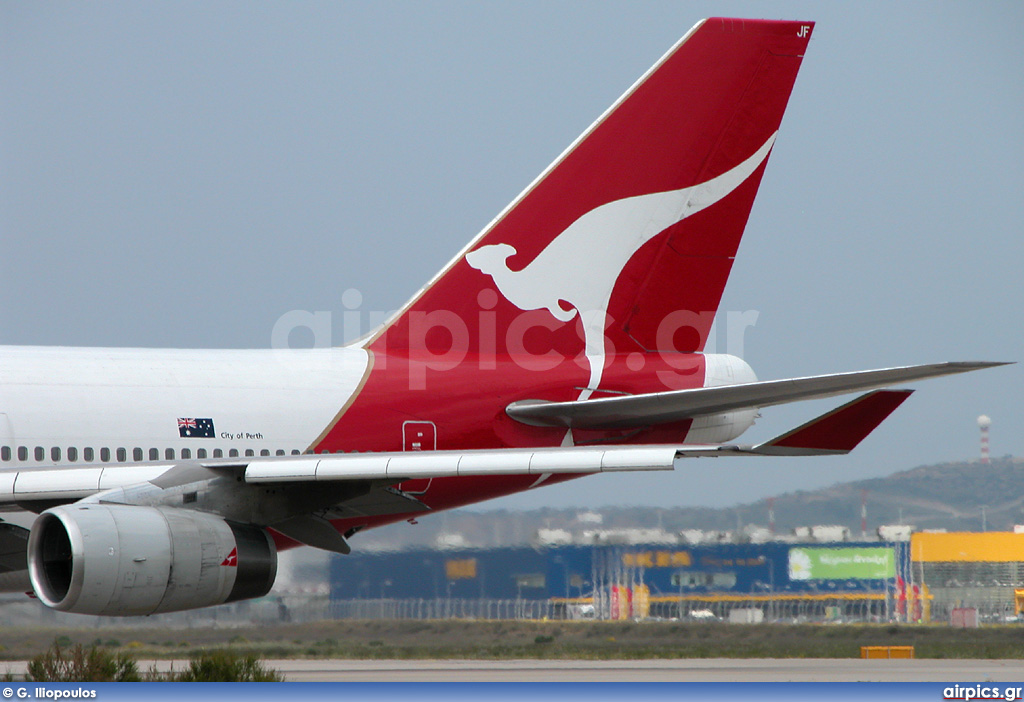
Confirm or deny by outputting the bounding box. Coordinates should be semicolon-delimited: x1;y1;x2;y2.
178;417;215;438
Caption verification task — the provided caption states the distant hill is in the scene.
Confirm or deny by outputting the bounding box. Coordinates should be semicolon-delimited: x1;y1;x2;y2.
350;456;1024;551
683;455;1024;534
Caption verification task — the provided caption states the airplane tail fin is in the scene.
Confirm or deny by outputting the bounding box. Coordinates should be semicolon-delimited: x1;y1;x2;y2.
367;18;813;367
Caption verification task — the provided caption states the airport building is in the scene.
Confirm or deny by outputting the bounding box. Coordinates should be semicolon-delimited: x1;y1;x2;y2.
328;531;1024;623
329;540;912;622
909;531;1024;623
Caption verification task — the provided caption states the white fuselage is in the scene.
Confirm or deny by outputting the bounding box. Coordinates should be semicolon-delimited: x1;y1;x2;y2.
0;346;369;469
0;345;760;475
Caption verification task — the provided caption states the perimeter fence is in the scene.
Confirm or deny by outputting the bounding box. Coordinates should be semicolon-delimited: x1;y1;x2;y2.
1;593;1019;627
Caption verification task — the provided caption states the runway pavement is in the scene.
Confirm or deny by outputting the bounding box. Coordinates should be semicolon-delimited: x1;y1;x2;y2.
5;657;1023;682
238;658;1024;682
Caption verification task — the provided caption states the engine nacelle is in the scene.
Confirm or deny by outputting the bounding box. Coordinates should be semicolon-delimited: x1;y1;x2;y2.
27;504;277;616
685;354;759;444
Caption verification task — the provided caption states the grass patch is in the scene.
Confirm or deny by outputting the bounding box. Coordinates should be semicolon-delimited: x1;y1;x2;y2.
1;621;1023;662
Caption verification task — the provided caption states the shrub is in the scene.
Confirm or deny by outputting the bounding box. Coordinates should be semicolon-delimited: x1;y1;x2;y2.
25;640;283;683
168;650;284;682
26;641;141;682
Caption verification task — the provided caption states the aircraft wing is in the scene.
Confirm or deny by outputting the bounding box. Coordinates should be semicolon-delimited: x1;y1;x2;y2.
0;446;679;511
0;389;913;513
244;389;914;477
0;388;910;560
505;361;1007;429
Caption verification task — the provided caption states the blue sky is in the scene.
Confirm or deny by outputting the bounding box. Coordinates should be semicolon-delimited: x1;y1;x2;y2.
2;2;1021;510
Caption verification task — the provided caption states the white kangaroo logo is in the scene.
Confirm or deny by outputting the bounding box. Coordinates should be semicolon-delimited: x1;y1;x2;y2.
466;132;777;400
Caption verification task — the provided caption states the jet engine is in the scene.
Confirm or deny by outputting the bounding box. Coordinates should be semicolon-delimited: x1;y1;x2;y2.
27;503;277;616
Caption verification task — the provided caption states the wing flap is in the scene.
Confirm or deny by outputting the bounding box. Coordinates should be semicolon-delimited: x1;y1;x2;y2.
506;361;1007;428
0;448;677;507
243;446;678;484
0;464;171;506
322;486;430;519
271;514;351;554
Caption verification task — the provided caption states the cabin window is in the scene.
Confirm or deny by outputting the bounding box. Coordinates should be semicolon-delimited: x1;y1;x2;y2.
84;447;94;462
292;449;301;455
133;448;143;461
165;448;175;460
181;448;191;459
1;447;9;462
276;449;285;456
228;449;238;458
67;447;78;462
213;449;223;458
149;448;159;461
196;448;207;459
101;448;111;462
18;447;27;461
116;448;126;462
51;447;61;462
260;449;270;457
244;449;255;457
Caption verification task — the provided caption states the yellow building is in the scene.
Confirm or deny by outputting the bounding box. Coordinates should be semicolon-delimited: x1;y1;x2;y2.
910;532;1024;622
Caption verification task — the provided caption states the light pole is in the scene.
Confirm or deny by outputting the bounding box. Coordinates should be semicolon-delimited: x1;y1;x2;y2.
553;555;570;599
422;558;440;599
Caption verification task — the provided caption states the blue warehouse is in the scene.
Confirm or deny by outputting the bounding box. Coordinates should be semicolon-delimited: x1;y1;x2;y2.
329;541;912;620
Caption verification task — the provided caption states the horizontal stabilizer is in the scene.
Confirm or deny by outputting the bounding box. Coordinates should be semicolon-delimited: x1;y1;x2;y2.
506;361;1008;429
749;389;912;456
